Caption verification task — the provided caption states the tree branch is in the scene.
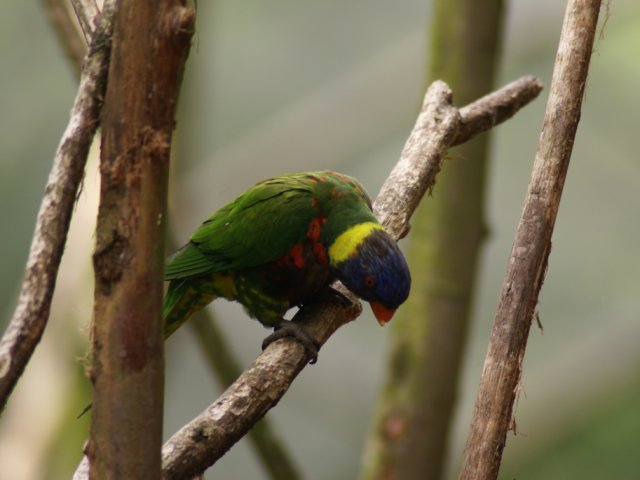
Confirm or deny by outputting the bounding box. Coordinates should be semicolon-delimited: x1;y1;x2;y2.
158;76;543;479
87;0;194;476
459;2;602;479
0;0;116;413
188;314;303;480
46;4;300;475
454;75;543;146
69;0;100;43
41;0;87;76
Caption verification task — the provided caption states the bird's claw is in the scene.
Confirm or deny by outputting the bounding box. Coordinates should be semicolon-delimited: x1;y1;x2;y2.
262;319;320;364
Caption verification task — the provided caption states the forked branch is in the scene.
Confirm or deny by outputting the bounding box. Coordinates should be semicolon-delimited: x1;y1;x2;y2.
158;76;543;480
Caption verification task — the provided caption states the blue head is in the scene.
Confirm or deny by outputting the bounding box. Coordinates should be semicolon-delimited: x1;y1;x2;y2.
330;225;411;325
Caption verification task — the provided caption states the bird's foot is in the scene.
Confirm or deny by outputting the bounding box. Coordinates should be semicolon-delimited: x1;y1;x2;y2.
262;319;320;364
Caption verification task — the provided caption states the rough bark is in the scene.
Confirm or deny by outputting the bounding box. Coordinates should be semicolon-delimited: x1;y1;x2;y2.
87;1;194;478
373;76;541;236
459;1;602;479
0;0;115;414
70;0;100;42
160;289;363;480
188;314;303;480
45;3;300;477
156;77;542;479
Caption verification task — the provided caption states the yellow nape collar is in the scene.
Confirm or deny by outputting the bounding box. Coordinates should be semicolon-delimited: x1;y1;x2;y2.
329;222;384;264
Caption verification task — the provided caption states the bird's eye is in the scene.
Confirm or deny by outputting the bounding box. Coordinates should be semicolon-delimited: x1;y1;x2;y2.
364;275;375;288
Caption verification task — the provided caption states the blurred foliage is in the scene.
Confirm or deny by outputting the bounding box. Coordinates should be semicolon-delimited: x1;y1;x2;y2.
0;1;639;479
503;377;640;479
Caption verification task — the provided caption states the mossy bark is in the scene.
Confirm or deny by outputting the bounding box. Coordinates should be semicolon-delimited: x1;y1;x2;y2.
361;1;504;479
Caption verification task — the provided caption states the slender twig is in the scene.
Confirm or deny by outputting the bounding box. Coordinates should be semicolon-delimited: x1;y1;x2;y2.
454;75;543;146
41;0;87;76
70;0;100;42
0;0;116;413
155;76;542;480
459;2;602;479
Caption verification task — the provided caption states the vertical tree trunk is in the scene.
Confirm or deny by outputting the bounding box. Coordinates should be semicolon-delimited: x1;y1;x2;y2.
361;1;504;479
88;1;194;477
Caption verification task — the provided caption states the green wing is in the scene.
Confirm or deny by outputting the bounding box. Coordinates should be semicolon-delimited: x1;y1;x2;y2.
165;176;315;280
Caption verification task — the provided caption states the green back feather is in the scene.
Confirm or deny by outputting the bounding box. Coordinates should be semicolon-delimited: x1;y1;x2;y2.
164;171;377;281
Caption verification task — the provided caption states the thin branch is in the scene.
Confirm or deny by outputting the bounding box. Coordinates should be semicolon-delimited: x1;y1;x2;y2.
373;82;461;239
41;0;87;76
374;76;542;240
454;75;543;146
157;76;543;480
459;2;602;479
70;0;100;43
0;0;116;413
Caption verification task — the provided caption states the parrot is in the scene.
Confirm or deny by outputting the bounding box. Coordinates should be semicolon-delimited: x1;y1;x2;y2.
163;170;411;362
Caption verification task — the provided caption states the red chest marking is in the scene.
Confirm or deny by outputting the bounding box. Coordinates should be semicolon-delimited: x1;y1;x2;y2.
275;243;305;269
307;216;328;265
289;243;305;269
306;216;324;242
274;216;328;269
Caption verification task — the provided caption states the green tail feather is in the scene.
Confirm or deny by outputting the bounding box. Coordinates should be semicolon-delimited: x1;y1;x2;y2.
163;279;217;338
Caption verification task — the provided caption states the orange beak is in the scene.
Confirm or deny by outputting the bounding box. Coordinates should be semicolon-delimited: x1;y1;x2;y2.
370;301;396;326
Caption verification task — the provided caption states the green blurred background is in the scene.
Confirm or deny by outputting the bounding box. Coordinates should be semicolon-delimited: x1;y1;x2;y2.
1;1;639;478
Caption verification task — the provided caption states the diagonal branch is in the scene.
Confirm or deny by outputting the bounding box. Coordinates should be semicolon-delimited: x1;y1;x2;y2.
157;76;543;480
70;0;101;43
0;0;116;413
41;0;87;75
187;314;304;480
374;75;542;240
459;2;603;479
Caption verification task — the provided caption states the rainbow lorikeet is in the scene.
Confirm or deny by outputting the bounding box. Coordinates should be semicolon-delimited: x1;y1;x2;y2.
163;171;411;361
